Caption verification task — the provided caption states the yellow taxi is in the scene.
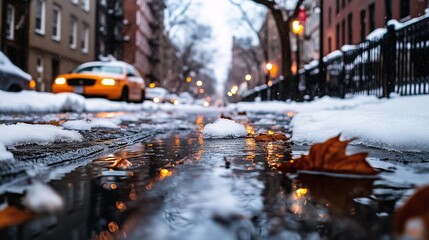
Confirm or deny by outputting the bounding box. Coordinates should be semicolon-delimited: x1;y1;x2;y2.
52;61;145;102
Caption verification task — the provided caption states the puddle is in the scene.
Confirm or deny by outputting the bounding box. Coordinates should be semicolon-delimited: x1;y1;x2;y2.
0;113;411;239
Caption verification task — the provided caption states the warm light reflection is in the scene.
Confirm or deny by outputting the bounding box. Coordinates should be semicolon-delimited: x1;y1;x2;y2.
292;20;304;34
199;88;205;94
287;111;296;118
266;63;273;71
245;74;252;81
115;201;126;211
246;125;255;135
203;101;210;107
159;168;173;180
149;82;156;88
94;111;125;119
110;183;117;190
268;130;274;135
227;92;233;97
186;77;192;83
295;188;308;198
153;97;160;103
108;221;119;233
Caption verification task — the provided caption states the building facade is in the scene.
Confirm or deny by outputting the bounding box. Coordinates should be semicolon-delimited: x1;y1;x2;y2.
0;0;31;71
301;0;320;65
123;0;164;85
28;0;96;92
323;0;428;55
95;0;124;60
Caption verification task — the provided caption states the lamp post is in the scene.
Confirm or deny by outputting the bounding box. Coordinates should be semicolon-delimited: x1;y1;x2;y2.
292;20;303;73
265;63;273;101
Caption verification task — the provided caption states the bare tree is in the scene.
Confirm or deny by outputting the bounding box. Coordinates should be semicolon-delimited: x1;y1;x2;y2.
231;0;304;98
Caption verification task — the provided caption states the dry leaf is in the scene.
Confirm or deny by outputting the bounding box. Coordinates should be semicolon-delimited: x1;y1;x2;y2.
220;114;233;120
110;158;132;170
278;134;377;175
0;206;34;228
393;186;429;239
255;133;287;142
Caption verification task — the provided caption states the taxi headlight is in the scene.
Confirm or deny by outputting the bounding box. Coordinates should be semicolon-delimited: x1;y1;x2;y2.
101;78;116;86
54;77;66;85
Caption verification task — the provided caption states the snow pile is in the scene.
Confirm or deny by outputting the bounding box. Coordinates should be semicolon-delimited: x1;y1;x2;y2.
202;118;247;139
85;98;143;112
0;123;83;161
289;95;429;152
22;181;63;213
0;91;86;113
291;110;429;152
89;118;120;129
62;120;92;131
0;143;13;161
62;118;120;130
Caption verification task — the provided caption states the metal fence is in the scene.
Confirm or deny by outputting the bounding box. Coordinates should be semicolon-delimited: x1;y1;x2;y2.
241;15;429;101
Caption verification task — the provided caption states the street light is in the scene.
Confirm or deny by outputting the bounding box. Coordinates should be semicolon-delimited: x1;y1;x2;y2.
196;80;203;87
292;20;304;73
245;74;252;81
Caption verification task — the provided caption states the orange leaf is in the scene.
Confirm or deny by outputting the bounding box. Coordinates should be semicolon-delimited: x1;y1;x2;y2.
393;186;429;239
255;133;287;142
0;206;34;228
110;158;132;170
280;134;377;175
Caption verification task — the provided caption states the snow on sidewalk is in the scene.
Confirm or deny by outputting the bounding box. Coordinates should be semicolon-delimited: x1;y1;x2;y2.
230;95;429;152
0;123;82;161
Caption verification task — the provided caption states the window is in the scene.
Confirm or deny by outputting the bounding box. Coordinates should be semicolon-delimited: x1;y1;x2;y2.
400;0;410;19
336;23;340;49
6;5;15;40
81;0;90;11
328;7;332;26
81;24;89;53
328;37;332;53
35;0;45;34
369;3;375;32
69;16;77;49
52;5;61;41
360;9;366;41
348;13;353;44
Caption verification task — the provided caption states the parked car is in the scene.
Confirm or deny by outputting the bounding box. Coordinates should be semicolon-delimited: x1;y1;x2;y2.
52;60;146;102
0;51;35;92
145;87;168;103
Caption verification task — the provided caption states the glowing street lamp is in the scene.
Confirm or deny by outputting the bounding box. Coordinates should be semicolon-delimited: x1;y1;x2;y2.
245;74;252;81
196;80;203;87
265;63;273;71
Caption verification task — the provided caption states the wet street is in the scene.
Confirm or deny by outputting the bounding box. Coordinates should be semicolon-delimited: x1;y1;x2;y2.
0;111;425;240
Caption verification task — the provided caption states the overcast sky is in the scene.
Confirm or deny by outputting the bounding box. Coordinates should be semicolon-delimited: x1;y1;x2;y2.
186;0;265;92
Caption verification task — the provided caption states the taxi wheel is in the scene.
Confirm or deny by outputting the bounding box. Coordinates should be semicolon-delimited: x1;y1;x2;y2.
120;87;129;102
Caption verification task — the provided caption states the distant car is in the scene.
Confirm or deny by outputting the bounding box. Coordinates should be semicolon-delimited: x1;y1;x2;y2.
166;93;179;104
178;92;194;104
0;51;35;92
52;61;145;102
145;87;168;103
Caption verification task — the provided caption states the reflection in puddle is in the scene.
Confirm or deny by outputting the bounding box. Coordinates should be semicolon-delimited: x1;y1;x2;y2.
0;113;399;239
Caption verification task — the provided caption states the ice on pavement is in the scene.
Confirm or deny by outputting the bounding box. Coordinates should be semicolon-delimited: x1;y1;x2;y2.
202;118;247;139
0;123;83;161
62;120;92;131
22;181;63;214
231;95;429;152
89;118;120;129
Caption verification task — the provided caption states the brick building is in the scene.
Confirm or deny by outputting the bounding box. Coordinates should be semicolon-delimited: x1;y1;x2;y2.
123;0;165;84
323;0;428;55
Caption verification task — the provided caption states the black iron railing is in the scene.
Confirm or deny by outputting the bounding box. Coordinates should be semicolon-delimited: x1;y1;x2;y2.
241;14;429;101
